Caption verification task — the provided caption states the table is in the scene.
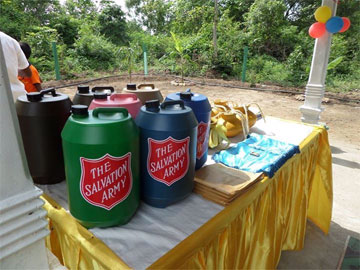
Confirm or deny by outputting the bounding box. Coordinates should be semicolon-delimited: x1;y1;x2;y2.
40;117;332;269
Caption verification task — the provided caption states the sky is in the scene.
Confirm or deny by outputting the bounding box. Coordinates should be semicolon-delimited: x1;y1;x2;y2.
113;0;127;11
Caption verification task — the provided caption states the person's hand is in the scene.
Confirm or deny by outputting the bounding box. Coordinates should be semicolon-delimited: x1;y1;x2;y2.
34;83;42;91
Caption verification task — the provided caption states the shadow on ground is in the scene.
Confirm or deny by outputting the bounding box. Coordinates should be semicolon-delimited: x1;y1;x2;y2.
278;218;360;269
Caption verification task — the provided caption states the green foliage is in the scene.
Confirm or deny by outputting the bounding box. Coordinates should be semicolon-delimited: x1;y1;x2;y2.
172;0;214;35
22;26;59;72
15;0;61;25
64;0;97;19
117;42;142;81
98;4;128;46
0;0;30;40
286;36;313;85
0;0;358;91
327;57;344;71
168;31;202;81
170;31;186;81
212;9;245;76
49;14;80;47
248;55;290;85
74;24;119;71
126;0;174;34
245;0;299;60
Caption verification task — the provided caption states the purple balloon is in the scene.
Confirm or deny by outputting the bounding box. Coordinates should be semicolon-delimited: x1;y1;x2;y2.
326;16;344;33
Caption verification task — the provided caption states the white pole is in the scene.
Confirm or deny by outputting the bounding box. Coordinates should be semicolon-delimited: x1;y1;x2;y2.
300;0;338;124
0;40;49;269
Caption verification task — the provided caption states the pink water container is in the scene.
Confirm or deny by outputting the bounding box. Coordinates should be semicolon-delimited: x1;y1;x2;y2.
89;93;142;118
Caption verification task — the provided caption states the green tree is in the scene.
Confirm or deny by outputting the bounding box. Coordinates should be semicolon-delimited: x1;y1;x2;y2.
98;4;128;45
64;0;97;19
118;42;142;82
22;26;59;72
223;0;254;23
0;0;29;40
245;0;298;60
49;13;80;47
126;0;174;34
171;0;214;35
14;0;61;25
74;24;118;70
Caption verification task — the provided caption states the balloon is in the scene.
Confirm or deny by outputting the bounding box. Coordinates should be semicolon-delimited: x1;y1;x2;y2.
326;16;344;33
309;22;326;38
314;6;332;23
339;17;351;32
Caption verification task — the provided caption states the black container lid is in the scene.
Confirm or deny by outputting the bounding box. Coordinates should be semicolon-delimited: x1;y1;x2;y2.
145;99;160;112
26;92;42;102
93;92;107;100
72;105;88;116
127;83;137;90
179;92;192;101
78;85;90;94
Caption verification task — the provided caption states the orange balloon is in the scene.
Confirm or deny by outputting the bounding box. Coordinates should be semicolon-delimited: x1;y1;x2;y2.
309;22;326;38
339;17;351;32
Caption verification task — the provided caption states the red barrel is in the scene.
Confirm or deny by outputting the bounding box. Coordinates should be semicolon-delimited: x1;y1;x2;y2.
89;93;142;118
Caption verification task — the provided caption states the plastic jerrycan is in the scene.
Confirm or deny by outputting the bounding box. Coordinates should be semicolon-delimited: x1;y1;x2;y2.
88;92;108;110
73;85;114;107
89;93;142;118
135;100;198;208
61;106;140;228
123;83;163;105
166;89;211;169
16;88;72;184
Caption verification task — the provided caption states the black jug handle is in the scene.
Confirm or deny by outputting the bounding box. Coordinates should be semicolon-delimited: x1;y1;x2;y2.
138;84;155;90
40;88;57;97
160;100;185;110
93;107;129;118
92;86;115;93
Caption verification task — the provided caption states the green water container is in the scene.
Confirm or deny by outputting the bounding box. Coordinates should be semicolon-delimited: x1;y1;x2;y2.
61;105;140;228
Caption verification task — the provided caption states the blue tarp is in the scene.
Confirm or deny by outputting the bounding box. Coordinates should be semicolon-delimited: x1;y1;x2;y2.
212;133;300;178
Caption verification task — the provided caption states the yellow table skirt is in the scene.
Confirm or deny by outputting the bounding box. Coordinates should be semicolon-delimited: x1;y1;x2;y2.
42;125;332;270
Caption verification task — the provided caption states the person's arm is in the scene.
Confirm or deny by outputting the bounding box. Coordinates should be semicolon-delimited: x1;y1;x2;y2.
30;66;42;91
18;66;32;77
34;83;42;91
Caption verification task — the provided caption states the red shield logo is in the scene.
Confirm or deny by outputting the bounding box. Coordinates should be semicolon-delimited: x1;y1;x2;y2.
147;136;190;186
196;121;210;159
80;153;132;210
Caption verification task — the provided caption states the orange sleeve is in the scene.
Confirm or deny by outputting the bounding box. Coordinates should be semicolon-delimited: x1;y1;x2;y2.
30;65;42;85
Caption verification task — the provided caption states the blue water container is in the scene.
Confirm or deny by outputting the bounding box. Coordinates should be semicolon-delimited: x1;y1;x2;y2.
135;100;198;208
166;89;211;169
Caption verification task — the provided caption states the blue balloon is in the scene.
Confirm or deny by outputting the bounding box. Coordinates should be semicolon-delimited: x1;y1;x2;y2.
326;16;344;33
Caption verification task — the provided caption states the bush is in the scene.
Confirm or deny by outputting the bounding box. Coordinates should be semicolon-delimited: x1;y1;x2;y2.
248;55;290;85
22;26;59;73
74;24;119;71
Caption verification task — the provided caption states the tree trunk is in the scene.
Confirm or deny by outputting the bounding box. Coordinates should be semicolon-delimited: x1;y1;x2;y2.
213;0;218;60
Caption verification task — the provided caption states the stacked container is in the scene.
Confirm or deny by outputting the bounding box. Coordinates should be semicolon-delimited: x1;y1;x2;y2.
16;88;72;184
61;106;140;228
135;100;198;208
89;93;142;118
72;85;114;107
166;89;211;169
123;83;163;105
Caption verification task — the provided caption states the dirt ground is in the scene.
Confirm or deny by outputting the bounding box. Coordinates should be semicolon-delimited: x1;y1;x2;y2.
45;75;360;147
